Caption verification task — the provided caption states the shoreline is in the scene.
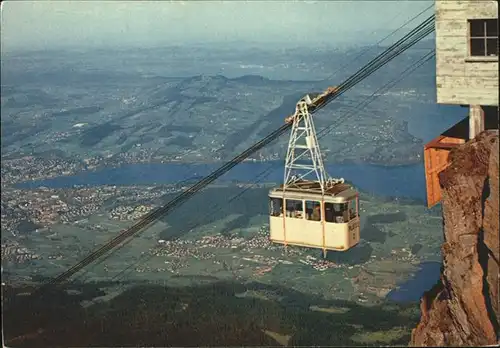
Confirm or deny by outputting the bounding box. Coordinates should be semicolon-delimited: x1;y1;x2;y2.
9;158;424;187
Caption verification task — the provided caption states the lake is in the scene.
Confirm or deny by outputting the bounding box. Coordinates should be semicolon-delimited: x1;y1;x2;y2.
386;262;442;302
17;160;427;201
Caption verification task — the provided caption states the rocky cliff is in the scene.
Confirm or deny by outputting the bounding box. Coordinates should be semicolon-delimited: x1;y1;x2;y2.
411;130;499;346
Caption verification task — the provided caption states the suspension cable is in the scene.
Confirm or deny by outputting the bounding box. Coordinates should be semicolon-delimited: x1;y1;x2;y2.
35;15;436;293
106;49;437;287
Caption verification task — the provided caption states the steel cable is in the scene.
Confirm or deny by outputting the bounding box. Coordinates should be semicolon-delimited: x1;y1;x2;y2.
99;49;436;287
35;15;436;293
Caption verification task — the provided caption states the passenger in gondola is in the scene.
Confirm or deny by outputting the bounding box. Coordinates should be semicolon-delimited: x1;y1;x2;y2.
312;204;321;221
294;202;303;218
325;204;334;222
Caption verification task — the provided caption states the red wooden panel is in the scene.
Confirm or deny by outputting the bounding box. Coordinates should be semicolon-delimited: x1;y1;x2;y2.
424;136;463;208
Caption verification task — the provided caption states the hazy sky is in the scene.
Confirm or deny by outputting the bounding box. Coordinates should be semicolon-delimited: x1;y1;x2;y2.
1;0;433;52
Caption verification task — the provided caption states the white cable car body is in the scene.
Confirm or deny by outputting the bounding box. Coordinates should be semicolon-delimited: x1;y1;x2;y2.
268;88;361;256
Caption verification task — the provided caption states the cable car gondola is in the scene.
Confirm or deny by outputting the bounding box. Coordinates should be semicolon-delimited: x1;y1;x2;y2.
268;89;361;257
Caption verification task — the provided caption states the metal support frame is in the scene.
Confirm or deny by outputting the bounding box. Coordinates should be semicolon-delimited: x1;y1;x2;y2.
284;96;329;194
